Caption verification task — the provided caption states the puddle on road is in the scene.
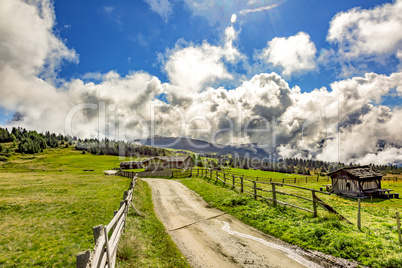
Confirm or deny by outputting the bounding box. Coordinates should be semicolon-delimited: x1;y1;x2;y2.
220;221;323;268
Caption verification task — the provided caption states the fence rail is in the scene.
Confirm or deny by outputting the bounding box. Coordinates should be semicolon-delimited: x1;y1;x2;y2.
118;168;337;217
194;168;335;217
76;175;138;268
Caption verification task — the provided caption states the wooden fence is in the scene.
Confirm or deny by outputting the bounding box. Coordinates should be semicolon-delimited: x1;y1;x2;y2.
194;168;334;217
118;168;336;217
220;169;330;184
76;175;138;268
119;168;193;179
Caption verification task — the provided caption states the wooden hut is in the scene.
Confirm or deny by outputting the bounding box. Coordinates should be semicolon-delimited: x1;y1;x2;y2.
142;156;194;171
328;166;389;197
120;161;143;170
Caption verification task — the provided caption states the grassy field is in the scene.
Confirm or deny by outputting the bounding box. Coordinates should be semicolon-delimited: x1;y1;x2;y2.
116;179;190;267
184;174;402;267
0;147;132;267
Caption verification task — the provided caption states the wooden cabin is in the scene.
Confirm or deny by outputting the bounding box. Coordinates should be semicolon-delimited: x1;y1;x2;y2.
120;161;143;170
142;156;194;171
328;166;388;197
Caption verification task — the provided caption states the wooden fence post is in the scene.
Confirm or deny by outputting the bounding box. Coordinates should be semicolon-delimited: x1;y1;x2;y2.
210;169;212;180
312;191;317;217
232;175;235;188
223;172;226;185
76;250;91;268
197;169;199;176
103;226;112;268
253;181;257;200
397;212;402;244
123;191;128;200
92;225;103;244
357;199;362;230
240;177;244;193
272;183;277;207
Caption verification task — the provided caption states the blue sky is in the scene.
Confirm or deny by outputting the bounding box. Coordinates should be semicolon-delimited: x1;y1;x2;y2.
1;0;402;165
53;0;395;91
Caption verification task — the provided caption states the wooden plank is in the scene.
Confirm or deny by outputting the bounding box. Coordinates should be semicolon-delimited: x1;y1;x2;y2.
272;182;331;195
275;190;314;202
98;252;108;268
103;226;112;268
397;212;402;244
107;204;125;231
109;212;126;247
312;191;317;217
253;181;257;200
255;188;272;193
91;233;106;268
357;199;361;230
276;200;314;213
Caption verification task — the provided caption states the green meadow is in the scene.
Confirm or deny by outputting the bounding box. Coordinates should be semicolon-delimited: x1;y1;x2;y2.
0;147;130;267
184;172;402;267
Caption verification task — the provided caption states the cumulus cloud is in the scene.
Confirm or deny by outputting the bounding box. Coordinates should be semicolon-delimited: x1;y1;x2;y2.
0;0;78;79
144;0;172;22
256;32;317;76
1;0;402;167
327;0;402;58
162;25;243;98
323;0;402;77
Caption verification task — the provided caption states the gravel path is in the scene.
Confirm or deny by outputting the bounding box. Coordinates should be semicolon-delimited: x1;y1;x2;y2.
144;178;352;268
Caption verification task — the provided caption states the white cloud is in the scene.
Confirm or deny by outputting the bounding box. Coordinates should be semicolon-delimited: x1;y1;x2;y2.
144;0;172;22
1;0;402;167
239;1;284;15
162;25;243;94
256;32;317;76
0;0;78;78
164;42;233;93
327;0;402;59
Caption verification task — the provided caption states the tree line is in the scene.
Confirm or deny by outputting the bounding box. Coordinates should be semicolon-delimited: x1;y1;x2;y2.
0;127;75;154
76;138;169;157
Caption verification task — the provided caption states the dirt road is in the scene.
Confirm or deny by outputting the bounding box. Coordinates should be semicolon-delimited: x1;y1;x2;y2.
144;178;351;268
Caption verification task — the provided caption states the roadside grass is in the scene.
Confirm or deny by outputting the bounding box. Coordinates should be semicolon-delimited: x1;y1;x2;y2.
0;148;133;267
116;179;191;268
182;177;402;268
224;167;326;182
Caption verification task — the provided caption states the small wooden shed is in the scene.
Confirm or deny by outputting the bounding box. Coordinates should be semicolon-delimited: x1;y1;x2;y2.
328;166;386;197
120;161;143;170
142;156;194;171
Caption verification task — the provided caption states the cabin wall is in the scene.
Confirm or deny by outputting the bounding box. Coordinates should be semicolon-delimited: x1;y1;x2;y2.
361;180;378;190
331;171;381;197
144;159;166;171
332;172;360;196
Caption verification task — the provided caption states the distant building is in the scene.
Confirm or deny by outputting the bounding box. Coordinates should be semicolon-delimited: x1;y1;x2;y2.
328;166;388;197
120;161;143;170
142;156;194;171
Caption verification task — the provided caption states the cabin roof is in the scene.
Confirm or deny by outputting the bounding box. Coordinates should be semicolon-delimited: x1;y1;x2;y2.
142;156;191;164
328;165;383;179
120;161;143;165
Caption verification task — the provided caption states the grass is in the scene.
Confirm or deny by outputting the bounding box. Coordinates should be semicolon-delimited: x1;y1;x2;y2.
182;176;402;268
116;179;190;268
0;147;135;267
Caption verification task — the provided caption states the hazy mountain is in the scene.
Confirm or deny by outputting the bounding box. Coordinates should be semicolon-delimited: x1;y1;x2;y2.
134;136;272;158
